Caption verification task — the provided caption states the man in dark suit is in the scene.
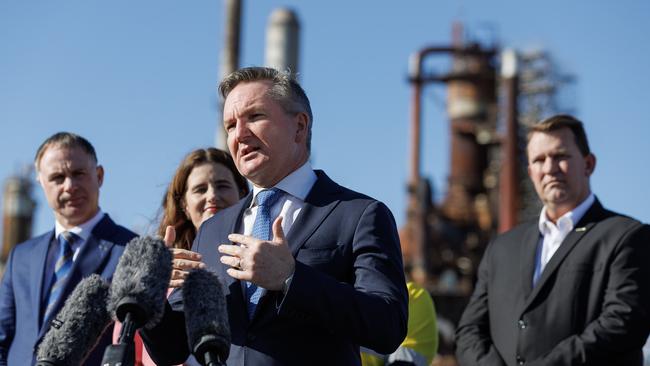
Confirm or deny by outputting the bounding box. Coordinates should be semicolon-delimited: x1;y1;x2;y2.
142;67;408;365
0;132;136;365
455;115;650;366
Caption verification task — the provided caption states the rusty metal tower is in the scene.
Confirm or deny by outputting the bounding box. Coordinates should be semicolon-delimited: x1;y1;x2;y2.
1;169;36;274
403;22;498;294
402;24;576;362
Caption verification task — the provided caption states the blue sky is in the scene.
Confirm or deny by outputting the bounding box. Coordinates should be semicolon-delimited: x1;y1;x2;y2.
1;1;648;237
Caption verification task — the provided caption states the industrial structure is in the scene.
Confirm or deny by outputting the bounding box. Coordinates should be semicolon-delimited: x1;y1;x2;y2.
215;0;243;150
1;169;36;274
265;8;300;78
400;23;574;361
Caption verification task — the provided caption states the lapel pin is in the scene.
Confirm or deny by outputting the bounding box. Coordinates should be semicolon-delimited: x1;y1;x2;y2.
575;227;587;232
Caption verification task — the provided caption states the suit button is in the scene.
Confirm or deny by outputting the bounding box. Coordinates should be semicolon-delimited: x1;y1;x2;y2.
247;333;257;342
516;355;525;365
518;319;527;329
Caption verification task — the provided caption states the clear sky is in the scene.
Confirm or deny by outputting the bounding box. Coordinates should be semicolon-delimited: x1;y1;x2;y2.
1;1;648;237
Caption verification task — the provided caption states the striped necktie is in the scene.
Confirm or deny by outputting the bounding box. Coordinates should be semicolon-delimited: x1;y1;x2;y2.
44;231;77;320
246;188;282;318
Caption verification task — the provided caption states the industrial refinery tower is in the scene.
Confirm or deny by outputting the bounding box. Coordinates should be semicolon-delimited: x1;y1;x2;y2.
400;22;574;357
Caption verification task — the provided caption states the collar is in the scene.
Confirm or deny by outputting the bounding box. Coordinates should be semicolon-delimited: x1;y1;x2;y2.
250;162;317;206
538;193;595;234
55;209;105;242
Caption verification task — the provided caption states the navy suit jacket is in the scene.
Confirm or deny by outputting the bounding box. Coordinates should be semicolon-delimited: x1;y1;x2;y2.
455;200;650;366
0;214;136;365
142;170;408;366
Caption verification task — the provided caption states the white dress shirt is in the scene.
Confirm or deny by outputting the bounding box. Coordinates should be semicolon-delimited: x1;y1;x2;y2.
534;193;595;281
240;162;317;238
54;209;105;261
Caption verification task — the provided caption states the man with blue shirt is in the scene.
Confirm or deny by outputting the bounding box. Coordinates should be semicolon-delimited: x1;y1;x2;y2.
455;115;650;366
0;132;136;365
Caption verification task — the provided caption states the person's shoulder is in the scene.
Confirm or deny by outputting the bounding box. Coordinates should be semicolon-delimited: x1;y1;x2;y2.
495;219;537;242
111;224;138;244
315;170;379;203
330;184;397;220
589;207;650;254
595;209;649;239
12;230;53;254
602;208;642;224
588;202;646;230
335;183;375;202
94;214;137;245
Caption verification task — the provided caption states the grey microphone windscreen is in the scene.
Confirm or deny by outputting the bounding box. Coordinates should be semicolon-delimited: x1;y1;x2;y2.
36;274;111;366
183;268;230;364
107;236;172;330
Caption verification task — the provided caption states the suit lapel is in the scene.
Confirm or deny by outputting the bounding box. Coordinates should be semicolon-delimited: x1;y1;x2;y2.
73;238;112;280
33;232;54;331
286;170;341;256
519;223;540;300
72;215;116;279
521;199;606;311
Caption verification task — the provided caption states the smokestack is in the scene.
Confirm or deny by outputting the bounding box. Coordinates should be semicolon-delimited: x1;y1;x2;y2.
498;49;520;233
264;8;300;78
2;169;36;272
441;23;497;224
216;0;243;150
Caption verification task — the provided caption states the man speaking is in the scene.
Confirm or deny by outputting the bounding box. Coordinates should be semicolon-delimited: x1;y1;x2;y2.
142;67;408;365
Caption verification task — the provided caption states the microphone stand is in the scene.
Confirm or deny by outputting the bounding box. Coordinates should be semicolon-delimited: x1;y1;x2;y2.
101;312;138;366
193;334;227;366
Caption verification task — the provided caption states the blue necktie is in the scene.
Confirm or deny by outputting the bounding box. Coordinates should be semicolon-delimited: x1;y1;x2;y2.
44;232;77;320
246;188;282;318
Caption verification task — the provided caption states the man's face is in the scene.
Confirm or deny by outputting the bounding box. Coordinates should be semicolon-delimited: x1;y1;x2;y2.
527;127;595;221
37;144;104;228
223;80;309;187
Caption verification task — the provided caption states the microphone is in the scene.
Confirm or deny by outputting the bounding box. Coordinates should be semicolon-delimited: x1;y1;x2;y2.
102;236;172;366
183;268;230;366
36;274;111;366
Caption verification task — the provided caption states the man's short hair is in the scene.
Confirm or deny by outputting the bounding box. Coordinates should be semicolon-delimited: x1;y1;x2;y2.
35;132;98;170
527;114;591;156
219;67;313;152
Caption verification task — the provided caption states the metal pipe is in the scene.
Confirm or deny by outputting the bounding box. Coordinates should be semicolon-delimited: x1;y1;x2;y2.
498;49;520;232
408;52;423;186
215;0;243;150
265;8;300;77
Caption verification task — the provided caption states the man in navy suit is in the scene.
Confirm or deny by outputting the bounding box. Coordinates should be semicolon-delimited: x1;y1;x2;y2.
142;67;408;365
0;132;136;365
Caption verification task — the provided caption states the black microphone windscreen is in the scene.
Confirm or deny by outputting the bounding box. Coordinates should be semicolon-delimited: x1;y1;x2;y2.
182;269;230;364
36;274;111;366
107;236;172;329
